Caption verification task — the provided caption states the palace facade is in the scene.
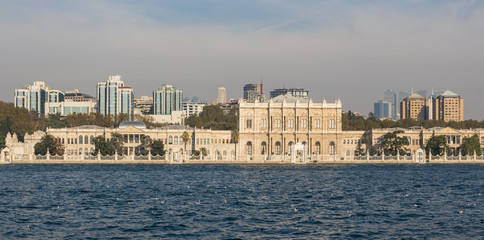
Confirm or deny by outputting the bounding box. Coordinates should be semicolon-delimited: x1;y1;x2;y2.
237;95;365;161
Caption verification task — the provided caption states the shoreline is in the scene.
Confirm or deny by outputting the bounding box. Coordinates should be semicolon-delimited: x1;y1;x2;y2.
2;159;484;165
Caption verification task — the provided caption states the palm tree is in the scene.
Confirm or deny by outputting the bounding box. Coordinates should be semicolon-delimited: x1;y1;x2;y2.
181;131;190;154
231;130;239;160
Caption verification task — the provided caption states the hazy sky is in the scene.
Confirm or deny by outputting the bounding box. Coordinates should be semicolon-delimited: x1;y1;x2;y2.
1;0;484;119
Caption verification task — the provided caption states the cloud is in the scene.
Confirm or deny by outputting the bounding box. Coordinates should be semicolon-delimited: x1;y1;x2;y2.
1;0;484;119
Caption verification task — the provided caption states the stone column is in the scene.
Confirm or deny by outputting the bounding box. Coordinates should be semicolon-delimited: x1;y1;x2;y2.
46;150;50;160
148;150;152;161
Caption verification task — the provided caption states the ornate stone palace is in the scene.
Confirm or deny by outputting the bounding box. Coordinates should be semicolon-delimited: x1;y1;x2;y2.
3;95;484;163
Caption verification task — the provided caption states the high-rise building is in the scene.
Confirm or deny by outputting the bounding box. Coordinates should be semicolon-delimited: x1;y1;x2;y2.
217;87;227;104
243;83;264;101
134;96;153;114
400;93;428;121
153;84;183;115
374;100;392;119
383;90;397;119
270;88;308;99
96;75;134;116
183;99;206;116
431;90;464;122
14;81;65;116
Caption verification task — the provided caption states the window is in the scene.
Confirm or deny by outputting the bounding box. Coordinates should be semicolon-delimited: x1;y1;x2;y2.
246;142;252;155
275;119;281;128
302;119;307;128
329;119;335;129
329;142;335;155
90;136;94;144
84;136;88;145
169;136;173;144
174;136;179;145
275;142;281;155
79;136;83;144
261;142;267;155
315;142;321;155
288;119;294;128
246;119;252;129
261;119;267;128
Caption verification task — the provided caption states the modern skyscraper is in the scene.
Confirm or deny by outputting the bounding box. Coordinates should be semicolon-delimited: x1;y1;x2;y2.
217;86;227;104
374;100;392;119
383;90;397;119
400;93;428;121
96;75;134;116
153;84;183;115
431;90;464;122
14;81;64;116
243;83;264;101
270;88;308;99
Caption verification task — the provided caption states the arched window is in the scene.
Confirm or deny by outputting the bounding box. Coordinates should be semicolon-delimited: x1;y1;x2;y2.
168;136;173;144
315;142;321;155
246;141;252;155
481;137;484;144
329;142;335;155
223;150;227;156
261;142;267;155
275;142;281;155
84;136;88;145
90;136;94;144
85;148;89;155
174;136;179;145
79;148;83;155
79;135;83;144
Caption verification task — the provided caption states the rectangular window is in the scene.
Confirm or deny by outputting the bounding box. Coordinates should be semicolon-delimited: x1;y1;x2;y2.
246;119;252;129
329;119;335;129
261;119;267;128
275;119;281;128
302;119;307;128
289;119;294;128
315;119;321;128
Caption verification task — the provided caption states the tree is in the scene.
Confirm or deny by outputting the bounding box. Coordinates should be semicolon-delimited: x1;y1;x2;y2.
199;147;208;159
136;135;152;155
109;133;124;155
93;136;111;156
354;141;365;156
380;130;409;155
34;135;64;155
461;134;482;156
231;130;239;159
181;131;190;154
425;134;451;156
150;139;166;156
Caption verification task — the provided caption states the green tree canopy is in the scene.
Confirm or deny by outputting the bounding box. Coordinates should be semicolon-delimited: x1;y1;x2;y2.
461;134;482;156
34;135;64;155
150;139;166;156
185;105;237;130
425;134;451;156
380;130;409;155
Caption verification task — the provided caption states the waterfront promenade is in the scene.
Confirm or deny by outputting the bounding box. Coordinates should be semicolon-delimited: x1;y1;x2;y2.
2;154;484;165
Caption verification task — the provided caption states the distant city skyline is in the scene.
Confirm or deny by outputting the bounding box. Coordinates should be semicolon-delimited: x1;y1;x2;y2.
2;1;484;120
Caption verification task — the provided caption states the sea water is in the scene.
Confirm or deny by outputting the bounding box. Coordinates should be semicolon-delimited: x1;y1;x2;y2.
0;165;483;239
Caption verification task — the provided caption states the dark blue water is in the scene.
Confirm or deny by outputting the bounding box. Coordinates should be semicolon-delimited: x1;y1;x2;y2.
0;165;483;239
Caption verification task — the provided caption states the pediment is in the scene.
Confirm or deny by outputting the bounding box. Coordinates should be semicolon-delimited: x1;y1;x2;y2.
117;126;146;134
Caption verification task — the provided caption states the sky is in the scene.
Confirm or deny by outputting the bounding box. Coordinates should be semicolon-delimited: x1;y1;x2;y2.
1;0;484;119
